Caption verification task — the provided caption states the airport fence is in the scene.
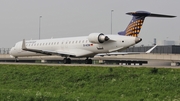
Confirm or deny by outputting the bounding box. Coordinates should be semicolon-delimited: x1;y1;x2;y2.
0;48;10;54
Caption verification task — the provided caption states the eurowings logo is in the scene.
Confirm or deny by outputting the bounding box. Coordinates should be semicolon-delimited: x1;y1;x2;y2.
83;44;93;47
125;19;144;37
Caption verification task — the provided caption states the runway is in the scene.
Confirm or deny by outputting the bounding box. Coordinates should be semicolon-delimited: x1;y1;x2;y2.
0;62;180;68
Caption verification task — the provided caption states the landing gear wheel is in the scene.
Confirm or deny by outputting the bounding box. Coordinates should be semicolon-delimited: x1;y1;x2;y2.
85;59;92;64
15;57;19;62
67;58;71;64
63;58;71;64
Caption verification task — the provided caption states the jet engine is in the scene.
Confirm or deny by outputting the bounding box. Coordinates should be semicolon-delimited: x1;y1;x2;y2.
88;33;109;44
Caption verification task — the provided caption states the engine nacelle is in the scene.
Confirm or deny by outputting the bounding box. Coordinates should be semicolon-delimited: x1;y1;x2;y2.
88;33;109;44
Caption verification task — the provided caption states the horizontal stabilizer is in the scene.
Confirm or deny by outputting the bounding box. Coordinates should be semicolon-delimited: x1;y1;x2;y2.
149;13;176;18
126;11;176;18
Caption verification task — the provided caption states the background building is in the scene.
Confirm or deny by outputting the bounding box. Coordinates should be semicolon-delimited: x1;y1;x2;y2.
124;45;180;54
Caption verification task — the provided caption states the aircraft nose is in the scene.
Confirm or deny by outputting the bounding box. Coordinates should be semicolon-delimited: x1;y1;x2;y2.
135;37;142;44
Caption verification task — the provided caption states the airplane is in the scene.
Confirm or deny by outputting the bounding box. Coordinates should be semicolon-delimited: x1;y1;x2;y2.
9;11;176;64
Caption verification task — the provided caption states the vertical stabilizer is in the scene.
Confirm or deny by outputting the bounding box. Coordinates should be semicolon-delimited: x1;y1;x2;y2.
118;11;176;37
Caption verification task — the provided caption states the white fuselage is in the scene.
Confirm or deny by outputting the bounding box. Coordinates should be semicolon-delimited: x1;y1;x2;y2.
9;35;138;58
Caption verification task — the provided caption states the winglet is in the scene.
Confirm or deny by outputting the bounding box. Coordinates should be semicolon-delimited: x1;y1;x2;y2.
145;45;157;53
22;39;27;50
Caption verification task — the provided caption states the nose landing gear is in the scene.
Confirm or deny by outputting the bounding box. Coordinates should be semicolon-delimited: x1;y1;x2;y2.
15;57;19;62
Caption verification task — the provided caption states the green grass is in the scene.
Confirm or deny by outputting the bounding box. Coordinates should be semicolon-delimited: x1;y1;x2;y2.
0;64;180;101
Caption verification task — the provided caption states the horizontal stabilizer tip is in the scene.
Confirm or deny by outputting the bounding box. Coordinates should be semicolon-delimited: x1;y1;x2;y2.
149;13;176;18
126;11;176;18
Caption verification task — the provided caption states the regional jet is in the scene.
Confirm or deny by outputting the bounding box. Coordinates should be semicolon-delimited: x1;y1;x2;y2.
9;11;176;64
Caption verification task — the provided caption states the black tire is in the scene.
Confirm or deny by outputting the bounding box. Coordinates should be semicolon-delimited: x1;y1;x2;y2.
88;59;92;64
67;58;71;64
15;58;19;62
85;59;92;64
63;58;71;64
63;58;68;64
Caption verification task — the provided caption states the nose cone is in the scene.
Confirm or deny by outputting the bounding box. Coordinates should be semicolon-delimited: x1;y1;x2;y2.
135;37;142;44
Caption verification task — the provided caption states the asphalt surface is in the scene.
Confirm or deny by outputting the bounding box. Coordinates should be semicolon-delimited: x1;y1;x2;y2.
0;62;180;68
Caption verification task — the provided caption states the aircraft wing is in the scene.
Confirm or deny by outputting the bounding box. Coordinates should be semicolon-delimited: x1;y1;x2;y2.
22;39;94;57
97;45;157;56
22;39;76;57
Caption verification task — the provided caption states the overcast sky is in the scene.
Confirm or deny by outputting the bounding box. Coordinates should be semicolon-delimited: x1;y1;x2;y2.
0;0;179;48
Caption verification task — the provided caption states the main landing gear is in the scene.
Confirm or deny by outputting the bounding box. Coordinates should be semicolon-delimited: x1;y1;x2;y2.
63;58;71;64
63;57;93;64
85;58;92;64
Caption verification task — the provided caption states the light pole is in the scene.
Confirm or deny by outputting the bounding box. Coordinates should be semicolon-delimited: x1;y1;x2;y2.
111;10;114;34
39;16;42;39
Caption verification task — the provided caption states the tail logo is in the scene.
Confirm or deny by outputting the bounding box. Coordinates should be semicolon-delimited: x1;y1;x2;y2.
125;19;144;37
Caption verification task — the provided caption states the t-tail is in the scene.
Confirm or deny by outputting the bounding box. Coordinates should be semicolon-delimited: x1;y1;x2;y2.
118;11;176;37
